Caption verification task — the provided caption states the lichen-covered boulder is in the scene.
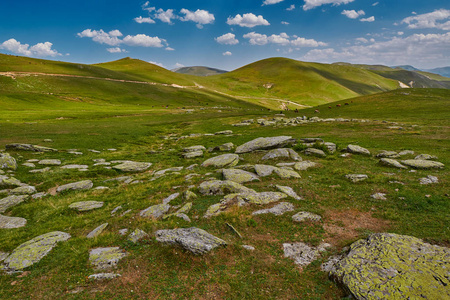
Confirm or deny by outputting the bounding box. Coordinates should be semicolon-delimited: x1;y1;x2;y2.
305;148;326;157
204;203;223;218
275;185;303;200
0;175;23;187
88;273;121;280
5;144;57;152
139;203;171;219
261;148;301;161
86;223;109;239
401;159;444;169
89;247;128;270
376;151;400;158
57;180;93;193
0;195;28;213
155;227;227;255
162;193;180;204
284;242;331;268
9;185;36;195
61;164;89;170
323;233;450;300
292;211;321;222
69;201;104;212
212;142;234;152
127;229;148;243
254;164;278;177
113;161;152;172
201;154;239;168
236;136;296;154
415;154;437;160
345;174;368;183
2;231;71;271
274;168;301;179
379;158;407;169
347;145;371;156
183;191;197;201
252;202;295;216
39;159;61;166
182;151;203;159
0;153;17;170
233;191;288;205
294;161;318;171
0;214;27;228
183;145;206;153
222;169;260;184
198;180;254;196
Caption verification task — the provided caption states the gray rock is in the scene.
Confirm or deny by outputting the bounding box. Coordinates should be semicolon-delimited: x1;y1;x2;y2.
38;159;61;166
347;145;371;156
371;193;387;200
252;202;295;216
0;175;23;187
305;148;326;157
420;175;439;185
182;151;203;158
118;229;129;235
183;191;197;201
155;227;227;255
0;214;27;228
324;142;337;153
399;150;414;156
86;223;109;239
88;273;121;280
176;202;193;214
379;158;408;169
274;168;301;179
198;180;254;196
162;193;180;204
401;159;444;169
0;153;17;170
323;233;450;300
61;164;89;170
5;144;57;152
163;213;191;222
69;201;104;212
22;163;36;168
183;145;206;153
31;192;47;199
89;247;128;270
9;185;36;195
0;252;8;262
127;229;148;243
0;195;28;213
376;151;400;158
275;185;302;200
203;203;224;218
29;167;51;173
415;154;437;160
294;161;318;171
201;154;239;168
242;245;255;251
222;169;260;184
57;180;93;193
215;130;233;135
113;161;152;172
139;203;171;219
154;167;184;176
2;231;71;271
300;138;324;143
261;148;301;161
211;142;234;152
284;242;331;267
111;206;122;216
292;211;321;222
345;174;368;183
236;136;296;153
254;164;278;177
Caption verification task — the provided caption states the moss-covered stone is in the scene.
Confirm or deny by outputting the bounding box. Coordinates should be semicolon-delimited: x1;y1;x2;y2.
0;175;23;187
89;247;128;270
275;185;303;200
201;154;239;168
86;223;109;239
252;202;295;216
57;180;93;193
0;214;27;228
9;185;36;195
0;195;28;213
401;159;444;169
235;136;296;153
113;161;152;172
69;201;104;212
139;203;171;219
222;168;260;184
347;144;371;156
379;158;408;169
261;148;301;161
5;144;57;152
274;168;301;179
198;180;254;196
292;211;322;222
127;229;148;243
38;159;61;166
0;153;17;170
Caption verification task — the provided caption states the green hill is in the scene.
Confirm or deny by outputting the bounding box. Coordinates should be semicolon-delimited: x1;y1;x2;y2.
173;66;228;77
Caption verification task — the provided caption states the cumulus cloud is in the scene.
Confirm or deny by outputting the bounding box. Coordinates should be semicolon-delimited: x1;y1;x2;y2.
303;0;355;11
134;16;155;24
281;21;290;25
372;2;379;6
262;0;284;6
106;47;127;53
287;5;295;11
0;38;62;57
342;10;365;19
402;9;450;30
291;37;327;47
180;9;215;28
122;34;165;47
360;16;375;22
243;32;269;45
165;47;175;51
227;13;270;28
302;32;450;68
243;32;326;47
77;29;167;48
223;51;232;56
154;9;175;24
215;33;239;45
149;61;165;68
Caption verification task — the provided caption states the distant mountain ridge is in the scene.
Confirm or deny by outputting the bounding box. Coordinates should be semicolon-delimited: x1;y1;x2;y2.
172;66;228;77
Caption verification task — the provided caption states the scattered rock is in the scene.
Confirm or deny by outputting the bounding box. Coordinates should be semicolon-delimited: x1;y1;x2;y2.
252;202;295;216
113;161;152;172
29;167;51;173
261;148;301;161
371;193;387;200
86;223;109;239
154;167;184;176
415;154;437;160
198;180;254;196
69;201;104;212
275;185;302;200
183;151;203;158
323;233;450;300
38;159;61;166
242;245;255;251
215;130;233;135
274;168;301;179
420;175;439;185
222;168;260;184
0;214;27;228
57;180;93;193
31;192;47;199
376;151;400;158
183;145;206;152
401;159;444;169
2;231;71;271
183;191;197;201
155;227;227;255
162;193;180;204
398;150;414;156
22;163;35;168
5;144;57;152
201;154;239;168
379;158;407;169
0;175;23;187
61;164;89;170
0;153;17;170
294;161;318;171
305;148;326;157
211;142;234;152
0;195;28;213
88;273;121;280
128;229;148;243
283;242;331;268
89;247;128;270
254;164;278;177
347;145;371;156
235;136;296;154
292;211;321;222
9;185;36;195
139;204;171;219
345;174;368;183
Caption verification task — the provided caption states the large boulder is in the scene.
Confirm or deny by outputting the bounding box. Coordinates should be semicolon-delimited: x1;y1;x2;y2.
198;180;254;196
57;180;93;193
113;161;152;172
379;158;407;169
294;161;318;171
0;153;17;170
347;145;371;156
401;159;444;169
0;214;27;228
155;227;227;255
2;231;71;271
323;233;450;300
261;148;301;161
235;136;296;154
139;203;171;219
0;195;28;213
5;144;57;152
222;169;260;184
201;154;239;168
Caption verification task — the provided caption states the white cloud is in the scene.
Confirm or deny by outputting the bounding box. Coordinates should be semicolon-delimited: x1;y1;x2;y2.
291;37;327;47
303;0;355;11
77;29;122;46
149;61;166;68
360;16;375;22
281;21;290;25
262;0;284;6
243;32;326;47
215;33;239;45
355;37;369;43
134;16;155;24
243;32;269;45
342;10;365;19
106;47;127;53
165;47;175;51
180;9;215;28
174;63;185;68
269;33;290;45
122;34;165;47
223;51;232;56
154;9;175;24
372;2;379;6
287;4;295;11
0;38;62;57
402;9;450;30
397;31;404;36
302;32;450;68
227;13;270;28
142;1;155;12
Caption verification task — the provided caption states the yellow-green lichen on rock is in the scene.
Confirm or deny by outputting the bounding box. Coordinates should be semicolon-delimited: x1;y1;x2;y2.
324;233;450;299
0;153;17;170
201;154;239;168
222;168;260;183
89;247;128;270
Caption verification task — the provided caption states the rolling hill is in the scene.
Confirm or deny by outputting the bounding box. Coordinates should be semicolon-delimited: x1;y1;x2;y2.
173;66;228;77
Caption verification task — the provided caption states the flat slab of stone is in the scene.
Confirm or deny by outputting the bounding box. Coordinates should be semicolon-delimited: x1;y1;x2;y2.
323;233;450;300
252;202;295;216
254;164;278;177
162;193;180;204
182;151;203;159
61;164;89;170
69;201;104;212
128;229;148;243
39;159;61;166
274;168;301;179
113;161;152;172
261;148;301;161
155;227;227;255
139;203;170;219
198;180;254;196
201;154;239;168
415;154;437;160
229;191;288;205
284;242;331;268
88;273;121;280
236;136;296;153
347;144;371;156
2;231;71;271
6;144;57;152
292;211;321;222
57;180;93;193
376;151;400;158
89;247;128;270
275;185;303;200
0;175;23;187
9;185;36;195
379;158;407;169
0;214;27;228
222;169;260;183
294;161;318;171
183;145;206;152
0;153;17;170
401;159;444;169
0;195;28;213
87;223;109;239
345;174;368;183
305;148;326;157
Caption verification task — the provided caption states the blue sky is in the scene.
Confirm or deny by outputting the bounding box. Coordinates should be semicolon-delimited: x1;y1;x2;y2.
1;0;449;70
